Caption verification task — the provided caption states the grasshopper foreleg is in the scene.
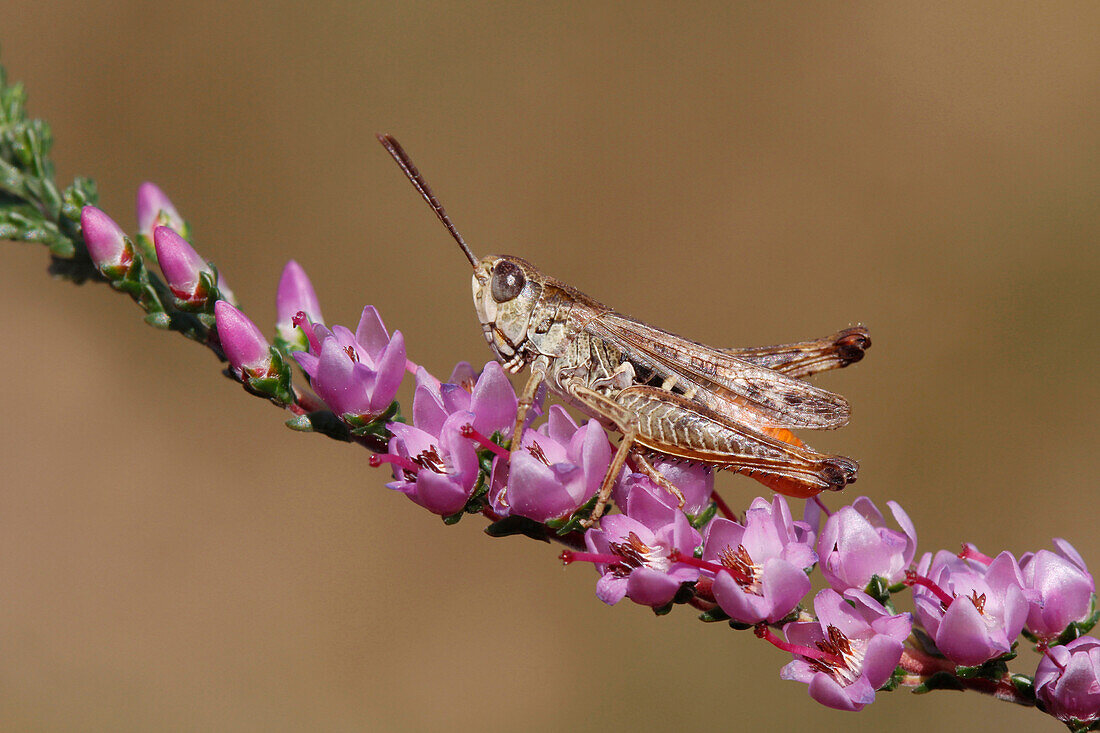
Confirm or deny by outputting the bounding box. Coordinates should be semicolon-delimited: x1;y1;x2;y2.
562;381;641;528
510;356;549;450
495;357;550;510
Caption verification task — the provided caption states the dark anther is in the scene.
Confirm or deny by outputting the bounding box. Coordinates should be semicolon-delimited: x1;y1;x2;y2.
412;446;446;474
527;441;551;466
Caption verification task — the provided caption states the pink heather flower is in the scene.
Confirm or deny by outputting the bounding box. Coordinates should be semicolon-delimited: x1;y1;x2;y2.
583;509;702;608
413;361;518;443
214;300;273;379
704;495;817;624
293;306;406;421
1020;539;1096;641
80;205;133;276
776;589;911;711
378;411;480;516
275;260;323;349
488;405;612;523
910;550;1030;667
136;181;185;240
1035;636;1100;727
811;497;917;592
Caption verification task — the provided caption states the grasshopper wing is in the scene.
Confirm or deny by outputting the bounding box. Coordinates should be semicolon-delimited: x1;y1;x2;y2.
586;312;852;430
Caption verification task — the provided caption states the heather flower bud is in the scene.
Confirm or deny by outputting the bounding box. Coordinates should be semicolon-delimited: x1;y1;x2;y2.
80;205;133;277
275;260;323;349
214;300;274;379
1035;636;1100;727
136;181;186;240
153;225;214;305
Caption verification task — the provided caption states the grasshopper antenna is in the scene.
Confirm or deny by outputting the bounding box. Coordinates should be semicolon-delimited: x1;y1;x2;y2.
376;134;478;267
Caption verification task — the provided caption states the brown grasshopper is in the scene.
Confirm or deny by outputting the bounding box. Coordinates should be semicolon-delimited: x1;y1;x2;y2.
378;135;868;524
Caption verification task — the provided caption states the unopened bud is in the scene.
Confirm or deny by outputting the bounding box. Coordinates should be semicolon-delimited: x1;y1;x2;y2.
214;300;274;379
153;225;213;304
276;259;323;348
136;182;185;240
80;205;133;277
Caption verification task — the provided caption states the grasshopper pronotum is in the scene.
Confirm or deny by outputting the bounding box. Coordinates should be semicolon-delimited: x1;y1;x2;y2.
379;135;868;525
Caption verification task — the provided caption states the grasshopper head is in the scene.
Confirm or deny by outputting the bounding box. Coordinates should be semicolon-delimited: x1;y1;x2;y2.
472;255;542;370
373;137;545;370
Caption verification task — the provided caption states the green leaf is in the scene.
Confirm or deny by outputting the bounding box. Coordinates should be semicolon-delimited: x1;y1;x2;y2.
698;606;730;623
284;410;351;441
911;670;965;694
1009;673;1036;704
688;502;717;529
864;575;891;606
484;515;550;542
144;312;171;329
344;401;402;438
548;494;600;536
955;656;1011;681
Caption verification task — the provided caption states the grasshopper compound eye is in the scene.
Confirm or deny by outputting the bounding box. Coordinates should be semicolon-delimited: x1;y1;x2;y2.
491;260;525;302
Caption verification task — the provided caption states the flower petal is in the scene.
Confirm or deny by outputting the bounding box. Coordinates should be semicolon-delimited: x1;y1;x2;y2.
354;305;391;360
625;567;681;607
369;330;407;413
808;672;868;711
937;598;1000;666
470;361;519;437
759;558;813;622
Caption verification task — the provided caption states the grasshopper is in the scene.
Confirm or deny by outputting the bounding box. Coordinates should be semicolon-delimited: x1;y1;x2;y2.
378;135;868;525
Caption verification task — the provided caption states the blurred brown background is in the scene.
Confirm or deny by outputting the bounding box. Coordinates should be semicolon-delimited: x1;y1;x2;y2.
3;2;1099;731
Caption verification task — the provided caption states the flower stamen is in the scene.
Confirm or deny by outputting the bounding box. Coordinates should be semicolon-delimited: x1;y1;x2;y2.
905;569;955;608
559;549;624;567
755;624;845;668
459;424;510;459
958;543;994;566
412;446;447;474
370;453;420;474
527;440;551;466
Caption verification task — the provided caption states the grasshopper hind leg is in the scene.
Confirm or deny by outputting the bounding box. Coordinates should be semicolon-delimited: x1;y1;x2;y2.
741;454;858;497
627;451;687;508
615;385;860;500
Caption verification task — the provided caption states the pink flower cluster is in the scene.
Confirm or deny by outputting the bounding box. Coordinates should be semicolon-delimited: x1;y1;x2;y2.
79;188;1100;722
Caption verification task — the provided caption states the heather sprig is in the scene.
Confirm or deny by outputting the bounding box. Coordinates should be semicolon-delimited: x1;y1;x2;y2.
5;60;1099;728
